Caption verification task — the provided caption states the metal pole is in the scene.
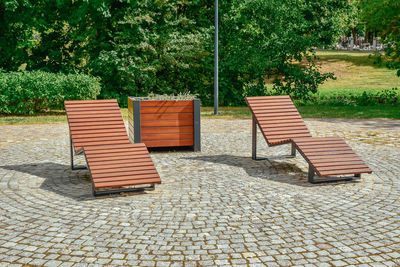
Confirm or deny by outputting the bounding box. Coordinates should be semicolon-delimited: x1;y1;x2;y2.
214;0;219;115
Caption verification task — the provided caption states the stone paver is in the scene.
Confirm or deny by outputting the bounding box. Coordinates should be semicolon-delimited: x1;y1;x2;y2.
0;118;399;266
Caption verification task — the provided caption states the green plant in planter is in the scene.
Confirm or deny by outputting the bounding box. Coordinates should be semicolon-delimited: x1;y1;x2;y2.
145;92;199;101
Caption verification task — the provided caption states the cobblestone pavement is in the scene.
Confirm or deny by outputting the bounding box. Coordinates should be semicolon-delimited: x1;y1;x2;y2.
0;119;399;266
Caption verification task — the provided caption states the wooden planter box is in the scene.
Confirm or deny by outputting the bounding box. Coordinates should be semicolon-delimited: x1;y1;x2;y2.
128;97;200;151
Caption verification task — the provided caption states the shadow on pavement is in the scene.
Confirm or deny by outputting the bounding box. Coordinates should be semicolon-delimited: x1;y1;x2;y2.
0;162;95;201
184;154;360;187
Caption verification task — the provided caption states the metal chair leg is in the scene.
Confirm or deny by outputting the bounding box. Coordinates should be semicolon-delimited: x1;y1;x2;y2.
70;136;87;170
308;164;358;184
252;115;268;161
290;142;296;157
308;164;315;183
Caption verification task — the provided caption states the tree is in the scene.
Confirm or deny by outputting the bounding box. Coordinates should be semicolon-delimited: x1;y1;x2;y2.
0;0;352;106
0;0;214;104
218;0;350;105
360;0;400;76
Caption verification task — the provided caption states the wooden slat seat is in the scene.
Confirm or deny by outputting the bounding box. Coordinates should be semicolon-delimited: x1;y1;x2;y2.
293;137;372;178
245;96;372;183
246;96;312;146
65;99;161;195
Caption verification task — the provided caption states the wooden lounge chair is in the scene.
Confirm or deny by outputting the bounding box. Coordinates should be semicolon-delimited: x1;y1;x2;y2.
65;99;161;196
245;95;372;183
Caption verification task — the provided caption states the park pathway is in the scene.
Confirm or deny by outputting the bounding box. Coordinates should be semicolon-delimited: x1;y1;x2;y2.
0;119;399;266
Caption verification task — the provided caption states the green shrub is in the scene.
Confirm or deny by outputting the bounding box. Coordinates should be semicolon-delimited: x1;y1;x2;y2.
296;88;400;106
0;71;101;114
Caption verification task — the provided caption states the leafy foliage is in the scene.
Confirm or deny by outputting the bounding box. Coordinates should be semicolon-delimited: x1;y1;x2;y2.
219;0;349;104
360;0;400;76
298;88;400;106
0;71;100;114
144;92;198;101
0;0;351;107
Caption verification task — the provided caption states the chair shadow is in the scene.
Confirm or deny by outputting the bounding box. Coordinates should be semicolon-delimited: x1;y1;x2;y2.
184;154;360;187
0;162;95;201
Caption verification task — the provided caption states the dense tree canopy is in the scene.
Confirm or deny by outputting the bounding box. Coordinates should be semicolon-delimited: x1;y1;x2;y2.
0;0;351;106
360;0;400;76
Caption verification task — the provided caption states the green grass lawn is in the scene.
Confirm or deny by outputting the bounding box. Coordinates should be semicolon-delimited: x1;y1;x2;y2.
201;105;400;120
0;51;399;125
1;104;399;125
315;51;400;95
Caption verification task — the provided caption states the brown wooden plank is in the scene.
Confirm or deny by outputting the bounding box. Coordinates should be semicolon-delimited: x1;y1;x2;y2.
65;103;119;108
301;150;356;156
268;140;292;146
67;110;121;115
313;160;366;168
315;164;370;172
94;178;161;188
294;140;345;146
73;140;130;149
68;117;123;123
145;139;194;147
293;137;343;143
267;133;313;140
310;157;363;164
260;123;307;129
141;113;193;121
65;99;117;105
73;130;126;140
67;114;122;120
66;107;121;112
306;154;361;160
72;130;128;138
69;124;126;130
89;161;155;170
86;154;150;162
141;126;193;134
85;150;150;159
319;168;372;176
84;145;148;155
88;158;153;167
253;109;299;114
257;119;306;124
93;175;161;185
295;143;349;149
255;112;301;118
141;106;193;114
65;103;119;109
73;135;129;142
257;117;303;123
248;102;296;108
90;165;157;175
84;146;148;155
246;98;291;103
246;95;290;100
83;143;146;151
261;128;310;135
141;120;194;127
139;100;193;107
141;133;193;141
299;147;354;153
247;100;294;106
91;169;158;178
250;105;297;110
85;151;150;160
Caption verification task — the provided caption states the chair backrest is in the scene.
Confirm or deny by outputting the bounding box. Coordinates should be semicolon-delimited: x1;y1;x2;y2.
245;95;312;146
65;100;130;153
